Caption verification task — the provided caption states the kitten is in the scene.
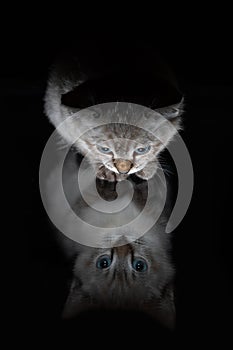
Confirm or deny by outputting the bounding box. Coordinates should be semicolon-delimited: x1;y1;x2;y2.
44;52;183;181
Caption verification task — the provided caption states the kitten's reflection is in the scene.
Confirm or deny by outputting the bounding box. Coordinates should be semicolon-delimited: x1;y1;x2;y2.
62;224;175;330
49;152;177;330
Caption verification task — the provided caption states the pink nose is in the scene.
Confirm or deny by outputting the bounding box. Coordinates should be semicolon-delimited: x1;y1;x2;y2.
114;159;133;174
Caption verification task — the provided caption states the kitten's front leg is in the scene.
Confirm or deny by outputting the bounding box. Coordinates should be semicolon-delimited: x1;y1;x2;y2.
95;165;117;182
95;165;129;182
136;161;158;180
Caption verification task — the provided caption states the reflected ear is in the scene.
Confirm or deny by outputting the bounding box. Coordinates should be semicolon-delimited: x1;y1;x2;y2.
62;277;90;319
155;97;184;120
144;284;176;330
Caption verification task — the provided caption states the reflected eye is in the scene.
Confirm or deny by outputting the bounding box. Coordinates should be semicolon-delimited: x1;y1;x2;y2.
132;258;148;272
96;255;112;269
135;145;151;155
97;146;112;154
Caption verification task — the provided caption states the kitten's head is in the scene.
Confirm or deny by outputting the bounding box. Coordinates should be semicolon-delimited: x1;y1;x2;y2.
68;101;184;181
63;229;175;329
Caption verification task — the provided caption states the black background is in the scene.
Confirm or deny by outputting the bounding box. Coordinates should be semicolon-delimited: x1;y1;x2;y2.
2;12;232;347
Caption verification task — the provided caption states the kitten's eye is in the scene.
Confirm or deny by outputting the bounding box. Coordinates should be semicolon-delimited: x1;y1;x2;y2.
97;146;112;154
132;258;148;272
135;145;151;155
96;255;112;269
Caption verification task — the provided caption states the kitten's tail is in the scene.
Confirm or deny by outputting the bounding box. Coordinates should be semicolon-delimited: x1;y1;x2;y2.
44;55;87;128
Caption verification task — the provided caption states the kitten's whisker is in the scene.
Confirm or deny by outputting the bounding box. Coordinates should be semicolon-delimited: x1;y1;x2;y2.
56;139;70;151
158;161;170;168
155;169;167;185
157;165;174;176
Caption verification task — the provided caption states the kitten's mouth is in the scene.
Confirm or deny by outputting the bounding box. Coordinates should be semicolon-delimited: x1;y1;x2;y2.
128;164;144;175
104;163;119;174
104;161;143;176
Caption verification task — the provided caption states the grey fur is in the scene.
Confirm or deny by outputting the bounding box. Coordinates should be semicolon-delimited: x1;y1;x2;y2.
44;59;183;181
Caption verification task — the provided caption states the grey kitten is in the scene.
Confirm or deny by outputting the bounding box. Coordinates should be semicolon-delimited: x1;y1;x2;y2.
44;55;183;181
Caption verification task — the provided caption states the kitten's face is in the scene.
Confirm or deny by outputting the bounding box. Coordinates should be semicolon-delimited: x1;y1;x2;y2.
77;123;168;181
63;231;175;328
51;102;182;181
94;137;152;176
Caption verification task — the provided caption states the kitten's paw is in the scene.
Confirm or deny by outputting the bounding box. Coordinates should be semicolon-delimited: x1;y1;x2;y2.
136;163;157;180
96;167;129;182
115;173;129;182
96;167;116;182
135;170;151;180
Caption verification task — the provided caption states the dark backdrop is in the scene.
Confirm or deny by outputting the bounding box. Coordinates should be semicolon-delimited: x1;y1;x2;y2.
2;20;232;347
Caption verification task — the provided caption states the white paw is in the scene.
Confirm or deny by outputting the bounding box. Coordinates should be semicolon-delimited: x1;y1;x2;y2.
96;167;116;182
136;164;157;180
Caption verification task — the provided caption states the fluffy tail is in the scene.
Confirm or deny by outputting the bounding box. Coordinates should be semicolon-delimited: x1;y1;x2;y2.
44;55;87;128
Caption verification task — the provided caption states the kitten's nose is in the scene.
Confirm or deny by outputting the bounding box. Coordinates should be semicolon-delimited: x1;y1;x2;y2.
114;159;133;174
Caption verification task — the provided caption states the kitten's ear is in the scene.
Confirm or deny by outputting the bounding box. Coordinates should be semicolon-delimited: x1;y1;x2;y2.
148;97;184;151
145;284;176;330
155;97;184;121
62;277;89;319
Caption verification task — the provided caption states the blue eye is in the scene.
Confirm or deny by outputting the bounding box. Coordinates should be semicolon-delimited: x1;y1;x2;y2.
132;258;148;272
135;145;151;155
97;146;112;154
96;255;112;269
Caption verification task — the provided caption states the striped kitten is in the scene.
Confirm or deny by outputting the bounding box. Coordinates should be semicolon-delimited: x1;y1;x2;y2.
44;50;183;181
